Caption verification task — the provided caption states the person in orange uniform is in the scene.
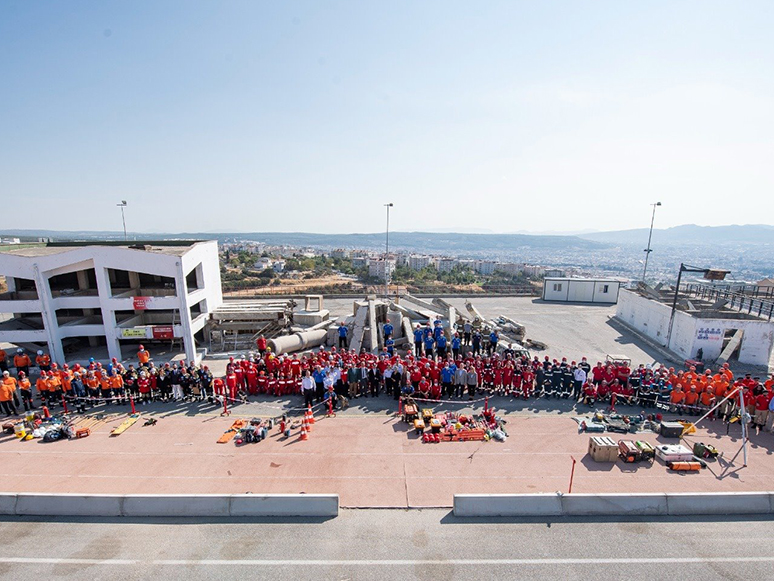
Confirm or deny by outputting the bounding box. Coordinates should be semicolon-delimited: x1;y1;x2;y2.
684;386;700;414
17;371;33;412
137;345;151;367
0;348;7;372
46;371;62;407
36;372;50;406
699;386;715;416
35;351;51;372
13;349;31;377
669;386;686;413
0;371;19;416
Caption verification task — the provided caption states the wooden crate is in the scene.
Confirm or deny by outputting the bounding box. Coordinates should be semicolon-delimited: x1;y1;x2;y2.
588;436;618;462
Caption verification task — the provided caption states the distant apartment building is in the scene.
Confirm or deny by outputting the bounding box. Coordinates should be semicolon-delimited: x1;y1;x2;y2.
408;255;432;271
393;252;409;267
331;248;351;259
368;259;396;281
544;268;565;278
351;256;369;269
436;258;458;273
474;260;497;276
272;260;286;273
253;257;273;271
497;262;525;276
522;265;546;278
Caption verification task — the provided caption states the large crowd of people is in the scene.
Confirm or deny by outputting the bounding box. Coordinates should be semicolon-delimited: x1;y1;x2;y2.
2;320;774;433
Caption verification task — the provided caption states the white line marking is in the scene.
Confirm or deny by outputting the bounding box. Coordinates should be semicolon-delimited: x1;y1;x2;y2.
2;556;774;566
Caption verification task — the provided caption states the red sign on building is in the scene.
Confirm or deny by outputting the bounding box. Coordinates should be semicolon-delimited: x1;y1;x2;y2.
152;326;174;339
133;296;151;310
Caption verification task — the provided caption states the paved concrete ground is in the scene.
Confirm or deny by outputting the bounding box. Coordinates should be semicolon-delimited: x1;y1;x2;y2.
2;395;772;507
0;510;773;581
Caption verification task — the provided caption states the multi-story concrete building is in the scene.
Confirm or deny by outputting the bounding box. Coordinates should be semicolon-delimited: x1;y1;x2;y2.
368;258;396;281
474;260;497;276
0;240;222;363
436;258;458;273
408;255;432;271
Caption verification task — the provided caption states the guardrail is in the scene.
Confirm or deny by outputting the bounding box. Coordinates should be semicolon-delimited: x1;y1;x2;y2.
682;283;774;321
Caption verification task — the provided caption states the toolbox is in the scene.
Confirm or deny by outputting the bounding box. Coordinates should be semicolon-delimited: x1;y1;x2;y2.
588;436;619;462
429;418;442;433
412;419;425;433
655;444;694;463
660;421;684;438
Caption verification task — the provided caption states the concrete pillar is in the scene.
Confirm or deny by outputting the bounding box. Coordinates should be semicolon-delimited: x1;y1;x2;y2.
128;271;141;290
32;265;65;364
175;263;197;362
94;263;122;362
76;270;90;291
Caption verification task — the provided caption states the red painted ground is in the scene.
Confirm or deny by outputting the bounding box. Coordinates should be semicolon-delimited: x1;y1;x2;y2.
1;411;772;507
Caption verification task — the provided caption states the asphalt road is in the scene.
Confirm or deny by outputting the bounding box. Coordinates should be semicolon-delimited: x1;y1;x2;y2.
1;509;773;581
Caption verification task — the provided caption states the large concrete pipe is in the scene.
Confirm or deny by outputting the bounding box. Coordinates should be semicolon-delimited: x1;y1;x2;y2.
268;329;328;355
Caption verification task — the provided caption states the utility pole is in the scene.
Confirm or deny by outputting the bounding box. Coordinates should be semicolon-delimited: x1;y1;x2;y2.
641;201;661;282
384;202;393;296
117;201;128;241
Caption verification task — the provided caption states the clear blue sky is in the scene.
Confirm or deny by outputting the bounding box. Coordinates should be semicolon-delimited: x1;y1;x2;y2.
2;1;772;234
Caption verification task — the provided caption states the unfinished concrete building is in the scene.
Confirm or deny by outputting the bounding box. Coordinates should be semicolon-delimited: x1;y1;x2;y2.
0;240;222;363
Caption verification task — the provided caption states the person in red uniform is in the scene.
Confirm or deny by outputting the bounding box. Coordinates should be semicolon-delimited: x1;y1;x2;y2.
225;369;238;401
256;335;267;356
246;364;258;395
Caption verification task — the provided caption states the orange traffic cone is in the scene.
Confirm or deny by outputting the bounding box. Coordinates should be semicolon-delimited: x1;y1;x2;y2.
299;421;308;441
307;405;315;425
304;409;312;432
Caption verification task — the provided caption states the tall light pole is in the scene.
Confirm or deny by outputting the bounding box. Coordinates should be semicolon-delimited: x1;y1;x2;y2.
384;202;393;296
641;201;661;282
117;201;128;241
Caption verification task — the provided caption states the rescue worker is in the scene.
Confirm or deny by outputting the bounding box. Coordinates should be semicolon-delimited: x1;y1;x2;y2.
18;371;33;412
0;371;19;415
13;349;31;377
35;350;51;373
137;345;151;366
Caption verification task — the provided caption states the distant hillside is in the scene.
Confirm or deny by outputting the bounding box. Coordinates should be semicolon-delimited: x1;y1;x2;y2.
0;229;609;253
580;224;774;246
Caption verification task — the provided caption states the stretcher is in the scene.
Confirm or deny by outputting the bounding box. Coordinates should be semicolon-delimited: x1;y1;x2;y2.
217;419;246;443
110;413;140;436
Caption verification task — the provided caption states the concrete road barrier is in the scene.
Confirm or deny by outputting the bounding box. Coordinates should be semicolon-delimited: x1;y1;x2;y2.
666;492;773;516
230;494;339;517
454;494;562;517
454;492;774;517
0;493;339;518
15;493;124;517
561;493;668;516
123;494;231;517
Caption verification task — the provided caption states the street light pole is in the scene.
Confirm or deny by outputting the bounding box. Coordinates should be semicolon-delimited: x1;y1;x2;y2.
384;203;393;296
642;201;661;282
117;201;128;241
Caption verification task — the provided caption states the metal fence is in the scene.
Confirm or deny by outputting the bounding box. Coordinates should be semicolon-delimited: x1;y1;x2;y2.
682;283;774;321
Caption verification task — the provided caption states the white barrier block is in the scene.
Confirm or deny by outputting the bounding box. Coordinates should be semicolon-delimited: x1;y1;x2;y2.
122;495;230;517
15;494;123;517
562;493;668;516
454;494;562;517
667;492;773;516
229;494;338;517
0;494;17;515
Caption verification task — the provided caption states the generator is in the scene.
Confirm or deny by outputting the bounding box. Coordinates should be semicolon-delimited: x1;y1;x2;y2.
634;440;655;461
618;439;642;463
